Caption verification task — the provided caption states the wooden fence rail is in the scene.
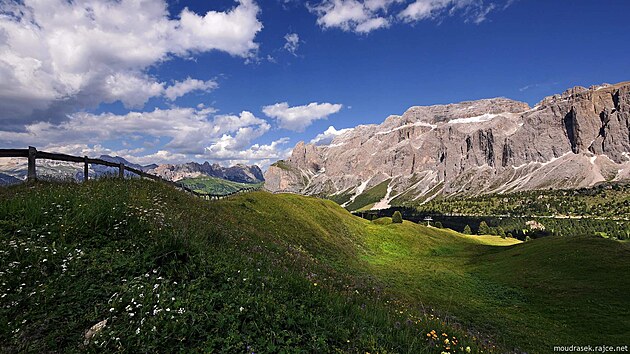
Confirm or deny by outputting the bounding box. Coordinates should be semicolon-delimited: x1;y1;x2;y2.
0;146;261;200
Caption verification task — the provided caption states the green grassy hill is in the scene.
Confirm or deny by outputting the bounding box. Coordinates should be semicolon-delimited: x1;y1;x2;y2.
1;180;628;352
178;176;262;195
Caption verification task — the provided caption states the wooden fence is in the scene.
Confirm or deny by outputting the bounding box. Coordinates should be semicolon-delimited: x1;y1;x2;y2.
0;146;260;200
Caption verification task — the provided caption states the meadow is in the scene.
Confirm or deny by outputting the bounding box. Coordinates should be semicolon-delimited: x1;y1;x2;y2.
177;176;263;195
1;179;628;352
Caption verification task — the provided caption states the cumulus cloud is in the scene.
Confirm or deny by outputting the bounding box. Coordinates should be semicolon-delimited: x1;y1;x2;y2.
164;78;219;101
308;0;403;33
0;105;290;166
0;0;262;124
262;102;343;132
284;33;301;56
310;125;354;145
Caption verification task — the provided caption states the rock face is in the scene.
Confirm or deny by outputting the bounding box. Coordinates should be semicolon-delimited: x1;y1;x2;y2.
264;82;630;210
148;162;264;183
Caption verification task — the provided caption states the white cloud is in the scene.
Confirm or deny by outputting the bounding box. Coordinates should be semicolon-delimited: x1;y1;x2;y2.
164;78;218;101
307;0;403;33
0;0;262;124
399;0;499;24
0;104;292;167
0;106;274;162
284;33;301;56
104;72;166;109
262;102;343;132
308;0;508;33
125;150;191;166
310;125;354;145
355;17;390;33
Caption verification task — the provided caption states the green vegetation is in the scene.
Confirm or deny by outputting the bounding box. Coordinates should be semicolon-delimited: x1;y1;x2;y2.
270;160;295;172
408;182;630;219
327;187;354;206
463;224;472;235
345;179;390;211
387;211;630;240
478;221;490;235
1;180;629;352
178;176;262;195
392;211;403;223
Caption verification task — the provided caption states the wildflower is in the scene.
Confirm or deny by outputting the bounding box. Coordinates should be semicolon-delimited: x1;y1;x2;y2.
466;347;471;353
239;306;244;312
135;328;140;335
444;338;450;345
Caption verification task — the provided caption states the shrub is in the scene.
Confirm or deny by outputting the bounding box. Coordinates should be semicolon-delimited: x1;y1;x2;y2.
392;211;403;224
434;221;443;229
463;225;472;235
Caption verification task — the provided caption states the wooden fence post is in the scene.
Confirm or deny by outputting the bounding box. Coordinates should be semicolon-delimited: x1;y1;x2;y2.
83;156;89;182
118;163;124;179
27;146;37;183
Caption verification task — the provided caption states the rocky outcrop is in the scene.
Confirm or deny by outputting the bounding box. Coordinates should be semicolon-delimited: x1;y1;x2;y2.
264;82;630;210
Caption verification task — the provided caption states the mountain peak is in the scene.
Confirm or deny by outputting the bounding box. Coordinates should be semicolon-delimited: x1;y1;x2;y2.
264;81;630;209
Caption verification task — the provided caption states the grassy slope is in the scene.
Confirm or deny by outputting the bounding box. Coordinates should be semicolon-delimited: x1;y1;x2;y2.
0;180;478;353
178;176;262;195
360;223;630;350
1;180;629;352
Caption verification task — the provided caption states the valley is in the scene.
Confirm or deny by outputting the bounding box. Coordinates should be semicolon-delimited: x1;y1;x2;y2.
1;1;629;352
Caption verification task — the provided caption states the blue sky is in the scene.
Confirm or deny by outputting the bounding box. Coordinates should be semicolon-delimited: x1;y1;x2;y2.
1;0;629;168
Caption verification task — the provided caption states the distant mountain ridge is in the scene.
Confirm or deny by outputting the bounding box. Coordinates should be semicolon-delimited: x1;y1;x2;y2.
0;172;21;186
264;81;630;211
0;154;264;185
147;162;264;184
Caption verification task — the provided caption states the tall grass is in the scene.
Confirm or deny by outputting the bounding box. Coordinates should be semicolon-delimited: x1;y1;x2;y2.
0;179;479;353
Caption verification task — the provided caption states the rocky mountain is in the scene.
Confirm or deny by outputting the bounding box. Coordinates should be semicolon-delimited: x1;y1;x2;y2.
264;81;630;210
147;162;264;184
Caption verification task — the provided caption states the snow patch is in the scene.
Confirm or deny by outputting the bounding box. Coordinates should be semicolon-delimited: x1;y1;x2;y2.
375;121;437;135
327;143;346;148
512;151;573;169
448;113;501;124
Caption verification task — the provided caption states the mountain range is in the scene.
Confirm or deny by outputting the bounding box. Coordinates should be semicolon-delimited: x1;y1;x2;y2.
264;81;630;210
147;162;264;184
0;155;263;185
